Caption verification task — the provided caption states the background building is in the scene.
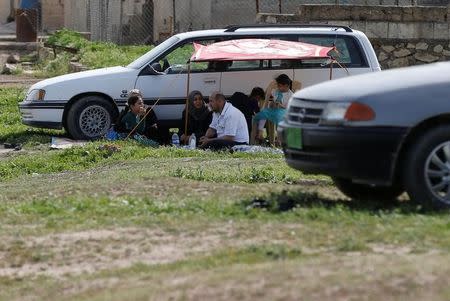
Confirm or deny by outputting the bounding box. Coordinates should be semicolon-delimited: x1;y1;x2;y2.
2;0;450;44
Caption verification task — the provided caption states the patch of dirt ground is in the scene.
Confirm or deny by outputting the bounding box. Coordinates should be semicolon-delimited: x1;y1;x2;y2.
36;249;450;301
143;252;450;301
0;74;40;87
0;225;281;279
0;224;448;301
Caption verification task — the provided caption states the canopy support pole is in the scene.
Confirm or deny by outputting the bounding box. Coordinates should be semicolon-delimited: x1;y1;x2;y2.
329;60;333;80
334;59;350;76
184;61;192;139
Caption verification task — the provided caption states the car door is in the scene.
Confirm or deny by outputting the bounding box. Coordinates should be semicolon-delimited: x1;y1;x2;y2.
135;41;220;127
220;59;294;97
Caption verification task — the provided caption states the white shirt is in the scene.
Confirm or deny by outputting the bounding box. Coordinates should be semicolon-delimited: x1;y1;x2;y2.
271;89;293;108
210;102;249;143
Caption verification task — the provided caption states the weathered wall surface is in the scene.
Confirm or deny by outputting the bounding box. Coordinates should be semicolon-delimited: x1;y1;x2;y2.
59;0;450;51
1;0;64;33
257;4;450;68
64;0;89;32
41;0;64;32
64;0;156;44
0;1;12;24
153;1;172;42
0;0;20;24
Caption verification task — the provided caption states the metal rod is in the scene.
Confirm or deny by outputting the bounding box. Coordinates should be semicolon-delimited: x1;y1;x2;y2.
255;0;259;14
329;61;333;80
9;0;14;20
184;62;192;138
119;0;123;44
334;59;350;76
172;0;176;33
278;0;282;13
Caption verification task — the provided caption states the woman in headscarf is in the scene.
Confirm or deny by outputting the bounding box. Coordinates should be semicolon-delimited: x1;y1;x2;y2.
179;90;212;145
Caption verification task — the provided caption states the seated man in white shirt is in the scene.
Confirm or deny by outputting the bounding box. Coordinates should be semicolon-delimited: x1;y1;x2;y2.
199;92;249;150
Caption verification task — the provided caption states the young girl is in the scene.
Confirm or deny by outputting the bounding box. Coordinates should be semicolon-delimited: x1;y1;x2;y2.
252;74;294;143
117;95;159;146
119;95;147;135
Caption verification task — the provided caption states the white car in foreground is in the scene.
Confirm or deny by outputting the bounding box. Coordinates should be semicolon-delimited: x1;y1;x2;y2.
19;24;380;139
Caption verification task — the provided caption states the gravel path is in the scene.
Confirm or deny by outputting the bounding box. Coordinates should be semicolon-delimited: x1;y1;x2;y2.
0;74;41;87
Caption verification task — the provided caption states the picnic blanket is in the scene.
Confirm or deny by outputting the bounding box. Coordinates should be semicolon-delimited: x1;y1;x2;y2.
231;145;284;154
50;137;87;149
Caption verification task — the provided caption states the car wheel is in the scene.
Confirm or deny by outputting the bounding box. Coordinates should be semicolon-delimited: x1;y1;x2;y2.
332;177;404;201
66;96;115;140
404;125;450;210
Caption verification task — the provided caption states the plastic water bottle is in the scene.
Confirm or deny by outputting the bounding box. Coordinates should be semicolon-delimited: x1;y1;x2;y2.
189;133;196;149
171;133;180;147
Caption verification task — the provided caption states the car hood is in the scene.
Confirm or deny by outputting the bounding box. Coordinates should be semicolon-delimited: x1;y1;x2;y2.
30;66;136;90
295;62;450;102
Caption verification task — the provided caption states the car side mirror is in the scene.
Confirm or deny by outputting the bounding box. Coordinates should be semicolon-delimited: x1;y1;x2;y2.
147;62;163;75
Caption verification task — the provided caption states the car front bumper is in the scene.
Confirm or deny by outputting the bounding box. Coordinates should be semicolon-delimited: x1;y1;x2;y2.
19;101;64;130
278;122;408;185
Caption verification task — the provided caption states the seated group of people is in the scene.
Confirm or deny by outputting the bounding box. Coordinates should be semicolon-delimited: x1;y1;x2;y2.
115;73;296;150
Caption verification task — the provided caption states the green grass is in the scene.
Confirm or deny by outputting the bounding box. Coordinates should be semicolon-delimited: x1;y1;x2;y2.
2;190;448;250
0;88;26;139
1;84;450;300
34;29;151;77
0;140;294;182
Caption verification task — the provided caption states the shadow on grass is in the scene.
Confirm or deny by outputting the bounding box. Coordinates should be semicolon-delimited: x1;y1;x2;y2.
0;129;65;146
240;189;436;215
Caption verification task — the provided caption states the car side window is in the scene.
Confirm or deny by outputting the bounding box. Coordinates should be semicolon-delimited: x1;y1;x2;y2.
224;59;298;72
297;35;367;68
270;59;301;69
226;60;263;71
157;40;213;73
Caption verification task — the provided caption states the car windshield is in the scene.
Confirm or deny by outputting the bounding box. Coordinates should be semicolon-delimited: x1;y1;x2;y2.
127;36;180;69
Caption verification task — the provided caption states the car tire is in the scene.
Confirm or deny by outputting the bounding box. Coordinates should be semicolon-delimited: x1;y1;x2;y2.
332;177;404;201
66;96;115;140
403;125;450;210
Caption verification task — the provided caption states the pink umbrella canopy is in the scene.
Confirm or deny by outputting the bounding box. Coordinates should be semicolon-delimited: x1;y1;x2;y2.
190;38;334;62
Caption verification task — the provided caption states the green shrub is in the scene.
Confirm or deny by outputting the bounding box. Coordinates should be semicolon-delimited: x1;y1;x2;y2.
46;28;89;49
36;29;151;77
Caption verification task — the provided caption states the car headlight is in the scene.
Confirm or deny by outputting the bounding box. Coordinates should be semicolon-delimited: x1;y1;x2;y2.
320;102;375;125
26;89;46;101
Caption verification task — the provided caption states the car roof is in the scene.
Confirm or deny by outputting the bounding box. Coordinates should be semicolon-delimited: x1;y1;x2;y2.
175;26;364;40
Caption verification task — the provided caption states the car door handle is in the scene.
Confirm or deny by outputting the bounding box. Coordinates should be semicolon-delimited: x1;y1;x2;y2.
204;79;216;84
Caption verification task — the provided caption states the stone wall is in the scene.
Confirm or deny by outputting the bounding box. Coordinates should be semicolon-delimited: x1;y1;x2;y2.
372;39;450;68
257;4;450;68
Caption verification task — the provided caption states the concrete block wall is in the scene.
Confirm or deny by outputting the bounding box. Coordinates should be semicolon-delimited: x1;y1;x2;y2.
153;1;173;42
64;0;88;32
41;0;64;32
258;5;450;39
